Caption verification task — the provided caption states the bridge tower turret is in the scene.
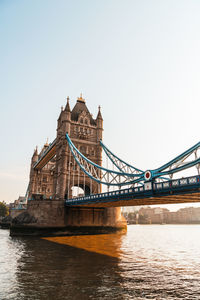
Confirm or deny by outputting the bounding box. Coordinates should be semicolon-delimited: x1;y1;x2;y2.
54;94;103;199
53;97;72;200
31;147;38;165
96;105;103;141
96;105;103;172
28;147;38;198
53;94;103;200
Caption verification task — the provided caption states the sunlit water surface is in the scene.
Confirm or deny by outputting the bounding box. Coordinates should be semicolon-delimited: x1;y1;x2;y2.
0;225;200;299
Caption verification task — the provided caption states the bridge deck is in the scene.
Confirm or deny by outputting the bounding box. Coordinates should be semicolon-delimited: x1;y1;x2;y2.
65;175;200;208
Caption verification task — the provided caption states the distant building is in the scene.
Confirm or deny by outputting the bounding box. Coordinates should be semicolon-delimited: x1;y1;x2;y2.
170;207;200;223
121;206;142;213
138;207;169;224
136;206;200;224
9;196;26;210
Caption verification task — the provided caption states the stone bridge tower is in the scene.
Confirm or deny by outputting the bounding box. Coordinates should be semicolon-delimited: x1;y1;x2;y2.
10;95;127;236
53;94;103;201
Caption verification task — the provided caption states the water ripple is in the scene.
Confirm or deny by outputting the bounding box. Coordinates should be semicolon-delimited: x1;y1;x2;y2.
1;225;200;299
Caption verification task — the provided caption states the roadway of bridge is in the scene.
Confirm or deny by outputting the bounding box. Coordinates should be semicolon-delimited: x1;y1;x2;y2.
65;175;200;208
67;193;200;208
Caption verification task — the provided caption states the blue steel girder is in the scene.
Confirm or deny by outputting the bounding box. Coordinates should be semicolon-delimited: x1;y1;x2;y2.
151;141;200;180
66;133;200;186
24;183;30;202
65;133;144;186
100;140;143;174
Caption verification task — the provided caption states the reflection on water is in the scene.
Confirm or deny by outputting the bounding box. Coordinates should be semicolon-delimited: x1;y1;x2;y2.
1;225;200;299
43;234;125;258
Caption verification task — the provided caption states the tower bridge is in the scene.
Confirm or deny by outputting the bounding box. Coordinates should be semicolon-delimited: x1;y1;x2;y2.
10;95;200;236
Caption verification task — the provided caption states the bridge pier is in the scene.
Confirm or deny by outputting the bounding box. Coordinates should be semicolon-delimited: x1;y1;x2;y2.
10;200;127;236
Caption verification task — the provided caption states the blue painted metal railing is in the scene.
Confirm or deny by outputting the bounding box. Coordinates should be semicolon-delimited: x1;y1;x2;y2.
65;175;200;206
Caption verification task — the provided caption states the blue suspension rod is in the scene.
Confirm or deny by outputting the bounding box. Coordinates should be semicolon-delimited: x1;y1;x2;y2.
154;157;200;177
66;133;142;177
66;133;144;186
153;141;200;173
100;140;143;173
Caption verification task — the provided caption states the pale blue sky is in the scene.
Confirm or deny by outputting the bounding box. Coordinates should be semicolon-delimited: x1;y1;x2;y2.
1;0;200;211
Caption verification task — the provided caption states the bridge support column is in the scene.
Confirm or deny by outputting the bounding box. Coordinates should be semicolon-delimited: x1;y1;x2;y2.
64;207;126;233
10;200;127;236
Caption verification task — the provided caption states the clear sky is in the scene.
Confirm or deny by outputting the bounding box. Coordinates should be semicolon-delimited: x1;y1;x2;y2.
1;0;200;211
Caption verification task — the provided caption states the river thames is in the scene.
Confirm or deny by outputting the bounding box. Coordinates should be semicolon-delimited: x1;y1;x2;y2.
1;225;200;299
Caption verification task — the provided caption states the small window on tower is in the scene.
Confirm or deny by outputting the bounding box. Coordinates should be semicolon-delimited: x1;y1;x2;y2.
80;146;86;154
85;119;88;125
80;118;83;124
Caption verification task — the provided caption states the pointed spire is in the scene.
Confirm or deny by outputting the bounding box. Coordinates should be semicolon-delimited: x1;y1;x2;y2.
65;96;71;112
33;146;38;156
32;146;38;164
97;105;103;120
77;93;85;103
44;138;49;147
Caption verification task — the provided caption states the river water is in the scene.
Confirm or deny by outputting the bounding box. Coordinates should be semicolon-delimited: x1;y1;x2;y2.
0;225;200;300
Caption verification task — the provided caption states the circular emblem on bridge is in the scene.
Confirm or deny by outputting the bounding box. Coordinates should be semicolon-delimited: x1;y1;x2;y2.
144;170;152;181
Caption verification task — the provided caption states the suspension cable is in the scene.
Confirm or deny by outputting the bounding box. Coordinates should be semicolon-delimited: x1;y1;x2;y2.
78;164;80;196
84;171;86;196
67;149;71;199
72;158;75;197
90;177;92;195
